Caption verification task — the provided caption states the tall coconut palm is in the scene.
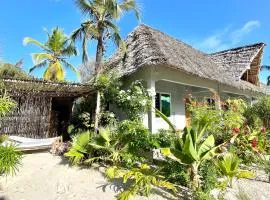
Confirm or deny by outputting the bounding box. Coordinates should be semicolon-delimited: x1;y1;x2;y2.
23;27;78;81
72;0;140;132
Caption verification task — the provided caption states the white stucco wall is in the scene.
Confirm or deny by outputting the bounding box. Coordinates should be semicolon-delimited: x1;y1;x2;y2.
117;65;257;133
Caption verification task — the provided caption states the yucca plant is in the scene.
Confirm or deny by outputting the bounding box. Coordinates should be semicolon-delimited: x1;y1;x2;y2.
215;153;255;187
106;164;176;200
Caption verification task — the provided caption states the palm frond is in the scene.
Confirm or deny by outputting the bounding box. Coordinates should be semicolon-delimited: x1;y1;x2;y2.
61;41;78;56
31;53;53;64
71;27;84;42
120;0;141;20
23;37;48;50
61;59;80;78
75;0;94;15
29;60;48;73
261;65;270;71
82;36;89;63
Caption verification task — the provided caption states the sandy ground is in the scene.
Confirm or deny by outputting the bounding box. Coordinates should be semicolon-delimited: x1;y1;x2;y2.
0;152;183;200
1;152;270;200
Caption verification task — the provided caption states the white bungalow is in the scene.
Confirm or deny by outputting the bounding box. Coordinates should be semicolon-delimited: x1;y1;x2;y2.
108;24;269;133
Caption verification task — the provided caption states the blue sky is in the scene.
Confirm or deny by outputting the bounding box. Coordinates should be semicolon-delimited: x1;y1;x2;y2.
0;0;269;83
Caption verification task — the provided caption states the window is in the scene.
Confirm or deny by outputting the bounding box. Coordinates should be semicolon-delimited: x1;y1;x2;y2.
206;98;215;107
155;93;171;117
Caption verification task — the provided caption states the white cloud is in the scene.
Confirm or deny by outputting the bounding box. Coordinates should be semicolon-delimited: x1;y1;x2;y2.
193;20;260;53
231;20;260;44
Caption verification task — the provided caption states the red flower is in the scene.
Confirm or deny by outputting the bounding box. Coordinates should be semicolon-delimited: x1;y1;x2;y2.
251;138;258;148
261;127;267;133
232;128;240;134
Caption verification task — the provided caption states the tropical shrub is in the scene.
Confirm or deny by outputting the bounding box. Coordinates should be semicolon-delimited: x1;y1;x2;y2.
159;159;189;186
199;161;219;193
0;92;22;176
215;153;254;187
0;142;22;176
64;131;92;165
251;96;270;128
0;94;16;117
85;127;127;165
117;119;153;153
188;98;246;143
95;73;151;121
69;97;94;135
106;164;176;200
229;125;270;165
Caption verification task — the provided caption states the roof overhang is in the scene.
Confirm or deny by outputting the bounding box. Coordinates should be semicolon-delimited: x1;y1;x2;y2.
1;78;93;98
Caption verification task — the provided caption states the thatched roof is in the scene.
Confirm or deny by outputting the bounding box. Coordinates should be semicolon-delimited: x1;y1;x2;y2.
2;78;93;97
209;43;265;85
107;24;267;94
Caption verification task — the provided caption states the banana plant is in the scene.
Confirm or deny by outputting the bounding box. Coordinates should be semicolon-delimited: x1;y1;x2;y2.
215;153;255;187
161;125;220;189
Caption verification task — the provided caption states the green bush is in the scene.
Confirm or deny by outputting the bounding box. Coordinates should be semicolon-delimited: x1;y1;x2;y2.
0;92;21;176
0;143;22;176
199;161;218;192
95;73;151;121
250;96;270;128
117;120;153;153
151;129;178;148
159;159;189;186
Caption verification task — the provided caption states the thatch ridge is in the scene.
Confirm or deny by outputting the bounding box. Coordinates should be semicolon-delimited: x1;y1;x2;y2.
208;43;265;83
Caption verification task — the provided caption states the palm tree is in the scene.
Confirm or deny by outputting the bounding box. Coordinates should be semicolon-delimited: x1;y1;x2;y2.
23;27;78;81
72;0;140;131
261;65;270;85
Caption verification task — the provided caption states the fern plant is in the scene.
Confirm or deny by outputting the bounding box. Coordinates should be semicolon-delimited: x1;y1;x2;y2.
215;153;255;187
106;164;176;200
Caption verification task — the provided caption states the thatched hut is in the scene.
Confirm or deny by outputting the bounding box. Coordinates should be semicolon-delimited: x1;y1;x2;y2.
107;24;270;132
0;78;92;138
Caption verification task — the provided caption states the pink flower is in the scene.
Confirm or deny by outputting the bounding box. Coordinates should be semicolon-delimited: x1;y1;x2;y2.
261;127;267;133
232;128;240;134
251;138;258;148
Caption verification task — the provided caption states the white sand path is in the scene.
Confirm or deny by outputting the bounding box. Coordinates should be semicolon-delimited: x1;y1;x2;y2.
0;152;179;200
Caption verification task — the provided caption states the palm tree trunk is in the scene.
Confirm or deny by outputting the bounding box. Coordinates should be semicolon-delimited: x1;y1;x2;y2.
94;36;103;133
